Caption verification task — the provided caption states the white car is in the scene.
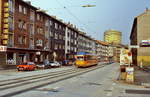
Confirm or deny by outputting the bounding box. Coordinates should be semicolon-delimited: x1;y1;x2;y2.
49;61;61;67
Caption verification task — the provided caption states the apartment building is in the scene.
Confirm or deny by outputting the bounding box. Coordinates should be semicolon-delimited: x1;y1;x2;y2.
95;40;109;62
50;16;66;62
0;0;97;68
77;32;96;54
65;23;78;58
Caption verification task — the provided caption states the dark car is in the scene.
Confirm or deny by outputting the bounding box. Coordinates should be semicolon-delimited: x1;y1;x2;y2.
62;60;74;66
36;64;51;69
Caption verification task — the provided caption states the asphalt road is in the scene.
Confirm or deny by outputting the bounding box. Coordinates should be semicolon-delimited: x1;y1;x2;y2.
0;63;150;97
13;63;120;97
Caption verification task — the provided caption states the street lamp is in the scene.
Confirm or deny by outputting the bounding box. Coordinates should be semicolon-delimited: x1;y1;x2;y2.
81;4;96;8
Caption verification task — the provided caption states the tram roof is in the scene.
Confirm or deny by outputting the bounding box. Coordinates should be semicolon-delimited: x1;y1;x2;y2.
76;52;91;55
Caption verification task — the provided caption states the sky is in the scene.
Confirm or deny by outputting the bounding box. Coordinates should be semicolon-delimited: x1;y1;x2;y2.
26;0;150;44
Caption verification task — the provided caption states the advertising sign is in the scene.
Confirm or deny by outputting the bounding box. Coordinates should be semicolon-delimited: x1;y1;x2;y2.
126;67;134;83
120;48;132;65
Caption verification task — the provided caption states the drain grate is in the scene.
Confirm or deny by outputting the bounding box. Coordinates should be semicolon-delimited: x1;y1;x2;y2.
36;88;60;92
83;82;102;86
125;89;150;94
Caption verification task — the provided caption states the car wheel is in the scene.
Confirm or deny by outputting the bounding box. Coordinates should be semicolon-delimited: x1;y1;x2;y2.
18;67;23;71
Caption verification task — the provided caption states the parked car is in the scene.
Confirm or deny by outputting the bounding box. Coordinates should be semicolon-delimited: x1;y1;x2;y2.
62;60;73;66
36;64;51;69
17;62;36;71
49;61;61;67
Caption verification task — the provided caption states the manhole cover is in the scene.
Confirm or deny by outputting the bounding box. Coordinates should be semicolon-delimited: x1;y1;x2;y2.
126;89;150;94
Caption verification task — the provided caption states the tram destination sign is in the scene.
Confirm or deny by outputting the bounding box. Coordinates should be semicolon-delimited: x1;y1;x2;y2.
0;46;7;52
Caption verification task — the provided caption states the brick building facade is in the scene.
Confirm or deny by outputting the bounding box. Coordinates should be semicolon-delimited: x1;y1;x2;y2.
0;0;97;68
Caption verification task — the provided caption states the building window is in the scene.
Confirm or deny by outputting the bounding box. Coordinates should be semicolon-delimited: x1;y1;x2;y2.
40;16;43;21
18;20;23;29
23;7;27;14
22;36;27;44
8;17;13;30
8;34;13;46
36;39;43;47
29;24;34;35
30;10;35;21
19;5;22;13
55;23;58;29
9;0;14;12
75;33;77;38
18;36;22;44
37;27;43;34
55;44;58;50
55;33;58;39
18;36;26;45
23;21;27;29
18;20;27;30
37;14;40;21
49;20;52;26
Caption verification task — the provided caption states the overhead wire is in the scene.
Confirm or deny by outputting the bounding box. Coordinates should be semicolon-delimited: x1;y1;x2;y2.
55;0;97;38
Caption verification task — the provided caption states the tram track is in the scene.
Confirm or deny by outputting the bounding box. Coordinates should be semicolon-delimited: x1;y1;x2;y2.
0;68;75;86
0;64;106;97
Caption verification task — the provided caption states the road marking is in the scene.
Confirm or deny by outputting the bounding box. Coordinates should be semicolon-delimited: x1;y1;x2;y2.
106;92;112;97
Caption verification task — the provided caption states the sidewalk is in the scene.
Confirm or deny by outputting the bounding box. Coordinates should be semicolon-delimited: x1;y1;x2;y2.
0;65;16;70
134;66;150;87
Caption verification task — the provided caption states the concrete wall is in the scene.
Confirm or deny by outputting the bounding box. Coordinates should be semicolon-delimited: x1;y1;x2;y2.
137;10;150;66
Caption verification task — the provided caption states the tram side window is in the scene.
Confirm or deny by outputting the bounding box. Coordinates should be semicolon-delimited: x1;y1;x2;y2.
86;55;96;60
86;55;92;60
77;56;84;61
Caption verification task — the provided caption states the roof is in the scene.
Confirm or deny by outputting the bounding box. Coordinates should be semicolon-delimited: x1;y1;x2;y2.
136;9;150;18
96;40;109;46
130;10;150;39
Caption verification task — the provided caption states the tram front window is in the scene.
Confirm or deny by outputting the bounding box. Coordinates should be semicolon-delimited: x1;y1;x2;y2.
77;56;84;61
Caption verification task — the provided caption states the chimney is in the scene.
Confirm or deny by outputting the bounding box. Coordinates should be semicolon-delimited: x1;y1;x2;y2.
146;7;149;11
25;1;31;5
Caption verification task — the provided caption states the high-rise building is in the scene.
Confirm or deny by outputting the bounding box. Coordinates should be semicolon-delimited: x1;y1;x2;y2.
104;29;122;44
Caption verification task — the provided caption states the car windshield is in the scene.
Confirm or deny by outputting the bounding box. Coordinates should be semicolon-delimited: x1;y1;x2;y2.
49;62;54;63
22;63;27;65
27;62;34;65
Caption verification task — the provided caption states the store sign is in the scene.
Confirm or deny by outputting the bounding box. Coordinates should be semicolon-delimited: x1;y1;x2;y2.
120;49;132;65
36;52;41;55
0;46;7;52
140;40;150;46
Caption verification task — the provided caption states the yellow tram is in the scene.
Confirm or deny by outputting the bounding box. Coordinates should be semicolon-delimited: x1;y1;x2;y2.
75;52;98;67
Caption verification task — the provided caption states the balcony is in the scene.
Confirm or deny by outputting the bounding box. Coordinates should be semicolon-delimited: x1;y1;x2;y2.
29;45;34;49
4;24;9;28
4;13;9;18
3;34;8;39
36;43;43;47
4;3;9;7
4;8;9;13
3;29;9;34
4;18;8;23
36;40;43;47
2;40;8;45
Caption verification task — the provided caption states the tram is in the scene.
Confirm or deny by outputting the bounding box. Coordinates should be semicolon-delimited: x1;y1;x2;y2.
75;52;98;67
